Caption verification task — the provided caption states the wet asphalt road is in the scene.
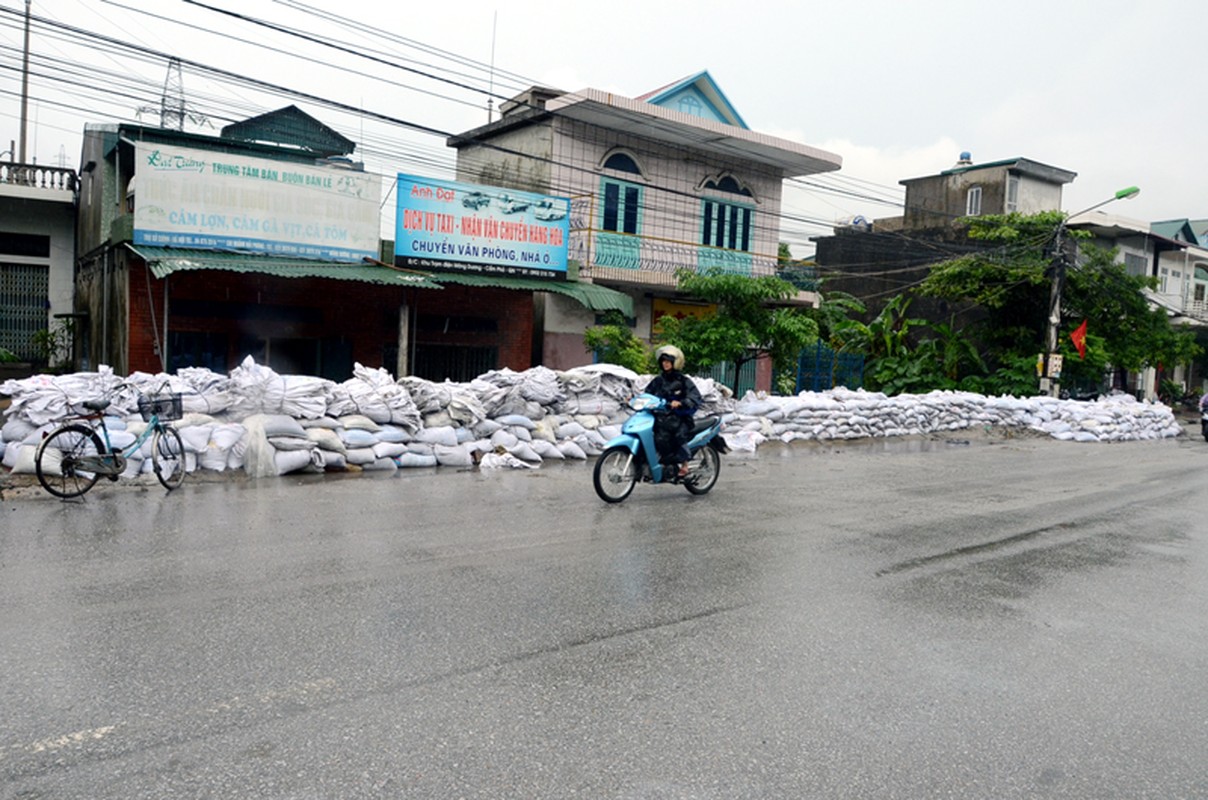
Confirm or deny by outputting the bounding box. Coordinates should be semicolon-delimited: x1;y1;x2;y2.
2;425;1207;799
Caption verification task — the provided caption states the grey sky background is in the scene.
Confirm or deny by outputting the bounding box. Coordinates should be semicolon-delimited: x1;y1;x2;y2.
2;0;1202;257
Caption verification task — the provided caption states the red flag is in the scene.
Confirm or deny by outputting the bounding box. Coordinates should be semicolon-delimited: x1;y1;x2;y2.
1070;320;1088;360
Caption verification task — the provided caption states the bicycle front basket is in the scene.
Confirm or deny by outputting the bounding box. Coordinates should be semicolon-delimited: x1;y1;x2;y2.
138;393;183;422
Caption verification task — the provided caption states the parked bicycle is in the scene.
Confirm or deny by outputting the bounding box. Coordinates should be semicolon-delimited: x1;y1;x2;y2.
33;382;187;499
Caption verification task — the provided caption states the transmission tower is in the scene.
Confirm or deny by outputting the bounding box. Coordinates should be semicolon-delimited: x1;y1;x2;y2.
136;58;210;130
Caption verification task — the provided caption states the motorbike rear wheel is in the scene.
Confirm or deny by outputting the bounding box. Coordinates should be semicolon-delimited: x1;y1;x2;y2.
684;445;720;495
594;446;638;503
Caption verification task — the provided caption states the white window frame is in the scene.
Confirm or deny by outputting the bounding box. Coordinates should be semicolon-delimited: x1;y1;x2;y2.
966;185;982;216
1006;175;1019;213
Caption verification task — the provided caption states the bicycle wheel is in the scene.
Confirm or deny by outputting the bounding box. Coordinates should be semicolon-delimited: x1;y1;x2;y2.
151;425;186;491
684;445;721;496
35;424;105;499
593;446;638;503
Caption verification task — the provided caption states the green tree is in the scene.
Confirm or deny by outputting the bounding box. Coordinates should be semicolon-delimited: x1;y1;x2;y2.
582;310;652;374
919;211;1201;395
810;289;866;348
658;268;819;394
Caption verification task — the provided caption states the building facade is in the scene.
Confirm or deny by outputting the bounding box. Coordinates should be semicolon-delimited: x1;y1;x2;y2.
71;108;613;381
447;72;843;370
0;160;77;370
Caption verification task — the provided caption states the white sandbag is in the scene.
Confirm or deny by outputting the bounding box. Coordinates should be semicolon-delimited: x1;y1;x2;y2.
274;447;318;475
415;426;459;447
345;447;377;465
433;443;474;467
2;417;35;443
121;454;143;478
529;439;564;460
507;441;542;463
239;415;284;479
376;424;411;443
338;414;382;432
259;414;307;438
176;424;213;454
361;457;398;472
2;440;21;468
473;419;503;437
300;416;342;430
197;423;246;472
9;443;43;474
339;428;379;448
396;452;438;468
509;425;532;442
21;423;57;444
306;428;347;453
478;451;537;469
321;451;347;470
405;442;435;456
557;440;588;460
490;430;519;450
494;413;535;430
423;410;455;429
372;441;408;459
529;420;558;443
557;421;587;439
268;435;314;451
227;356;333;419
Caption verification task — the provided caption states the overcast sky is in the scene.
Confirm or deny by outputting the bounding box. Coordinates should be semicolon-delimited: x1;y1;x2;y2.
1;0;1203;257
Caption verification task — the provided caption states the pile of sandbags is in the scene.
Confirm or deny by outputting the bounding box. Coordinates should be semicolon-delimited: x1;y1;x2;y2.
722;387;1182;451
1;360;1187;482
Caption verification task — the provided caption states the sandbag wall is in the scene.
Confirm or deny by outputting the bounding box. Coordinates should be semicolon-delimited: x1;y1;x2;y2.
0;358;1186;480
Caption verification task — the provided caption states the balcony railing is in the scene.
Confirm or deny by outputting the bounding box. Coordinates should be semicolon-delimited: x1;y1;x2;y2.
567;194;816;295
0;161;77;192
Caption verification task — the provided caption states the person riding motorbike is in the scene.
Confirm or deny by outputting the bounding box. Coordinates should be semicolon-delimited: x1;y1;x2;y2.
643;345;702;478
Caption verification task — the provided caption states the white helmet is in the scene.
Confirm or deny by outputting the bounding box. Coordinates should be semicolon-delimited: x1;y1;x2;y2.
654;344;684;370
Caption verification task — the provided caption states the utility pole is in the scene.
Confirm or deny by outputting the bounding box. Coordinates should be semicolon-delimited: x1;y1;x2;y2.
1039;186;1141;397
18;0;31;163
1040;226;1068;397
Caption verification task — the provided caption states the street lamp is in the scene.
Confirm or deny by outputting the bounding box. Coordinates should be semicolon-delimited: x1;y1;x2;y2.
1040;186;1140;397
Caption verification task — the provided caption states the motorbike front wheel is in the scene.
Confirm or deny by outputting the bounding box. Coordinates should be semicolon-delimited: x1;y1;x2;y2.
593;446;638;503
684;445;720;496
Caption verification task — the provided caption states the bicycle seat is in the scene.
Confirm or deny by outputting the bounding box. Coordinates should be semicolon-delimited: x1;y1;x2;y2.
83;398;111;412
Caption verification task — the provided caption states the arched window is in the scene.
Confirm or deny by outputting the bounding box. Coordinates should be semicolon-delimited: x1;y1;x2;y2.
678;95;703;117
702;175;753;198
602;152;642;176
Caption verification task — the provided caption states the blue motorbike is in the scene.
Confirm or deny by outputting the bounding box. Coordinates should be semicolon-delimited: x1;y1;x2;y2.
593;393;728;503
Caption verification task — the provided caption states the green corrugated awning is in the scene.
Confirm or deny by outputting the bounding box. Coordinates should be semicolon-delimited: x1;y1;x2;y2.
128;246;443;289
128;246;632;315
429;271;633;316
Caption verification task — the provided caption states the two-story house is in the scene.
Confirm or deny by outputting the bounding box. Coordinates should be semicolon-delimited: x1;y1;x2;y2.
814;153;1077;322
445;72;843;372
1069;212;1208;396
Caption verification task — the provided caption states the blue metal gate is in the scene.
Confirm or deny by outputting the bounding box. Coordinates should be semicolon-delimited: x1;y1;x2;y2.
795;342;863;392
705;358;757;397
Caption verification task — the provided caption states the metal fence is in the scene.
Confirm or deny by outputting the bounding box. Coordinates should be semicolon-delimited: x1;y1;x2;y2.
794;342;864;393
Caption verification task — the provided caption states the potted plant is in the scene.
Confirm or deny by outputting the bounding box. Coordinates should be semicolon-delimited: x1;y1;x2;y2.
0;345;34;381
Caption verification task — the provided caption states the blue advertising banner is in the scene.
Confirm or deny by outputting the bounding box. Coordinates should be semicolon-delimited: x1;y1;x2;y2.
394;174;570;279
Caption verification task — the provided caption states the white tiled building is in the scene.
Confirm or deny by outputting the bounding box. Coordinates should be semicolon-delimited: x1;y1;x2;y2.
448;72;842;368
